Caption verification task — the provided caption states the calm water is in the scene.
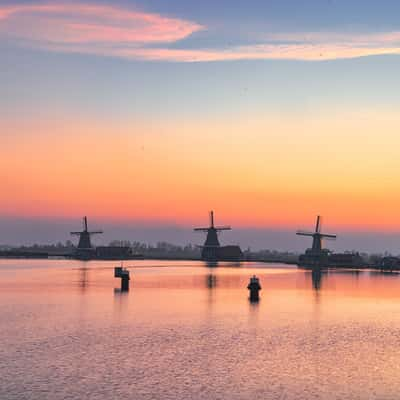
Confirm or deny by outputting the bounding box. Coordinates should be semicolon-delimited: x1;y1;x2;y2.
1;260;400;400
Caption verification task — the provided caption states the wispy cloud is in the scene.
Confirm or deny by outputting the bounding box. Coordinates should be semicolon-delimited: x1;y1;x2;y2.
1;2;400;62
110;43;400;62
0;3;204;44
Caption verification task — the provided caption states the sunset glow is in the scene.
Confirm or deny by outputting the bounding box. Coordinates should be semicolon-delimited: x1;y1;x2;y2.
2;110;400;230
1;0;400;248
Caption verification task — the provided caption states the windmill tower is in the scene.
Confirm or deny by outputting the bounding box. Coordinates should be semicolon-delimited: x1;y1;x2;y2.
71;216;103;251
194;211;231;261
296;216;336;267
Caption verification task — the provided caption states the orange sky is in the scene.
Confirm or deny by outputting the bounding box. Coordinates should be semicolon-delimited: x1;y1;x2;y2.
2;109;400;230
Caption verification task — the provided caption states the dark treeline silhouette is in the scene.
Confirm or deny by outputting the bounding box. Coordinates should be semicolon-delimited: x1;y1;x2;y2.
0;240;395;265
245;248;299;263
109;240;201;259
1;240;75;252
0;240;201;259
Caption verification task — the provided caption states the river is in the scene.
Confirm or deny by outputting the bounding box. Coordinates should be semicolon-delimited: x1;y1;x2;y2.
1;259;400;399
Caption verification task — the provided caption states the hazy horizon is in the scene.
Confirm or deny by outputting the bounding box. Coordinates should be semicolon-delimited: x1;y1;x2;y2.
1;216;399;254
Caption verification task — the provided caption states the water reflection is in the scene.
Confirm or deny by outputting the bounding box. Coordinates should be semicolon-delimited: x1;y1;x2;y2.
4;260;400;399
205;261;242;268
370;270;400;277
205;273;217;312
77;265;90;293
113;287;129;316
205;261;219;268
308;268;325;307
311;268;322;291
226;262;242;268
206;274;217;289
248;296;261;327
114;288;130;295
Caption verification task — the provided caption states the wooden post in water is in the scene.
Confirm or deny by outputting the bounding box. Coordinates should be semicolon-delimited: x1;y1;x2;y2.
115;267;130;291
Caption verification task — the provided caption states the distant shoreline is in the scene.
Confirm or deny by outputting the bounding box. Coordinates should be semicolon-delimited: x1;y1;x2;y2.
0;253;382;270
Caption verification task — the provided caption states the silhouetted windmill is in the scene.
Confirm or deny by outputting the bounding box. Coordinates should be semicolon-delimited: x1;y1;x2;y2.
194;211;231;260
296;216;336;268
71;216;103;250
296;215;336;253
296;216;336;253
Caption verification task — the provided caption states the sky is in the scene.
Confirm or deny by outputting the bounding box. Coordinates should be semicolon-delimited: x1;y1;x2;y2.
1;0;400;252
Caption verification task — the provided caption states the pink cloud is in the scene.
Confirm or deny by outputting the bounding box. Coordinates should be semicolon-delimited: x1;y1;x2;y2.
1;3;400;62
121;44;400;62
0;3;204;43
36;41;400;63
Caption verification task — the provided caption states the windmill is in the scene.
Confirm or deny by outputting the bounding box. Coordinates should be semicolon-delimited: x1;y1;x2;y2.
297;216;336;252
296;216;336;267
194;211;231;261
70;216;103;250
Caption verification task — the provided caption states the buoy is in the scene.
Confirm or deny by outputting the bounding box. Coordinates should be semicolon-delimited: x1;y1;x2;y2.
247;275;261;302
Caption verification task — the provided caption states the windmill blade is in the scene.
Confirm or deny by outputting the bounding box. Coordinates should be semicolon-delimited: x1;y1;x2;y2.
194;228;209;232
315;215;321;233
89;230;103;235
216;226;231;231
322;234;337;240
296;231;315;236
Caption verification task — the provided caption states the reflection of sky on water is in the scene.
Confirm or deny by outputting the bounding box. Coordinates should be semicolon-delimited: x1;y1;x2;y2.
2;259;400;399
